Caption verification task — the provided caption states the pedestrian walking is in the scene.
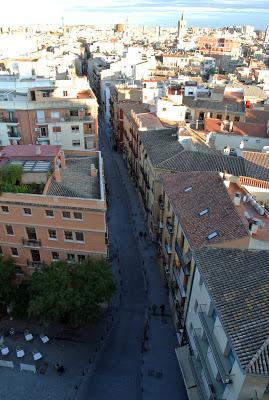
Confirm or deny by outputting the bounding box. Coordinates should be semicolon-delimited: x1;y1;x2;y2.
152;304;157;315
160;304;165;315
139;231;143;239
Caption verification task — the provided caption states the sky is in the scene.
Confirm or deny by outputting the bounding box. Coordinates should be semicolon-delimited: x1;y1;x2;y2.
1;0;269;29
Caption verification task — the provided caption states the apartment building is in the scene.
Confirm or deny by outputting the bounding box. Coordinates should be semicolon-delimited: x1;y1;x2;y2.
196;36;241;57
0;145;106;276
0;77;99;151
159;171;251;329
138;127;269;240
178;248;269;400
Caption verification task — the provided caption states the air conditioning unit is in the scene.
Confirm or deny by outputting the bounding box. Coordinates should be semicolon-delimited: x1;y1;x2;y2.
34;128;41;132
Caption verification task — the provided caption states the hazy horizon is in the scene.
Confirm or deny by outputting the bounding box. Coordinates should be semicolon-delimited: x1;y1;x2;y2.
0;0;268;30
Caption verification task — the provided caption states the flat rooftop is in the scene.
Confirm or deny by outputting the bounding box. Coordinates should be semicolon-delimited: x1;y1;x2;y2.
47;156;101;199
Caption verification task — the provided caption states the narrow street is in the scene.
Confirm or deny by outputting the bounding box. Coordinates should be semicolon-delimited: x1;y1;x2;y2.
77;116;187;400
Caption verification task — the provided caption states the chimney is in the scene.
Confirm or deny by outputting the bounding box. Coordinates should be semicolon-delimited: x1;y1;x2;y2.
90;164;98;177
36;145;41;155
60;150;66;169
249;221;259;235
233;192;241;206
54;165;61;182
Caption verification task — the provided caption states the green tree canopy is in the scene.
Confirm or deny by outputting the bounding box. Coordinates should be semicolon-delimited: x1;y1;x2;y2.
28;259;116;325
0;257;15;307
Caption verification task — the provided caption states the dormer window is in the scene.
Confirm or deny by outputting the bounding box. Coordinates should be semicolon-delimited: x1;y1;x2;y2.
207;231;219;240
184;186;192;193
198;208;209;217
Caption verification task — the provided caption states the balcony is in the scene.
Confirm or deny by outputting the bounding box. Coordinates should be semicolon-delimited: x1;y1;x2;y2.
0;116;18;124
165;243;172;255
139;166;150;190
8;131;21;139
193;331;225;399
37;135;49;143
27;260;45;270
198;308;233;384
36;115;93;125
22;239;41;248
159;200;164;210
166;220;174;234
173;267;187;298
175;242;191;276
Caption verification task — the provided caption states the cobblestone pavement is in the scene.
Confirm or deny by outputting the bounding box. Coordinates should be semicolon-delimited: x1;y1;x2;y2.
76;118;187;400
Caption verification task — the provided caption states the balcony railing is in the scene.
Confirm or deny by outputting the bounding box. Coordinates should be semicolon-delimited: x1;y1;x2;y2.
173;267;187;298
22;239;41;248
166;220;174;234
198;308;232;384
0;117;18;123
8;132;21;139
27;260;45;270
175;242;191;276
36;115;92;124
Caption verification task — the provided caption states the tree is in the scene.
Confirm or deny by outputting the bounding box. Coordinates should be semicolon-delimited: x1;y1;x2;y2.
0;257;15;313
28;259;116;325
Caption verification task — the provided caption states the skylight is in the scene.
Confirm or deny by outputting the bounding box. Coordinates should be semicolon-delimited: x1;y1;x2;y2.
198;208;209;217
184;186;192;192
207;231;219;240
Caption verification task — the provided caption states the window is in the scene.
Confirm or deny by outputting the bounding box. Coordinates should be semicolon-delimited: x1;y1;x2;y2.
52;126;61;133
26;227;37;240
199;275;203;287
67;253;75;262
62;211;71;219
72;140;81;147
74;212;82;220
216;114;222;120
209;112;213;118
70;109;79;117
207;231;219;240
225;115;230;120
212;309;217;322
6;225;14;235
71;125;80;131
63;90;68;97
64;231;73;241
51;111;60;119
11;247;18;257
75;232;84;242
48;229;57;240
162;108;167;111
31;249;41;262
184;186;192;193
52;251;59;261
78;254;86;263
228;350;235;367
15;266;23;275
194;300;198;313
45;210;54;218
23;208;32;216
234;116;240;122
0;246;2;254
198;208;209;217
1;206;9;213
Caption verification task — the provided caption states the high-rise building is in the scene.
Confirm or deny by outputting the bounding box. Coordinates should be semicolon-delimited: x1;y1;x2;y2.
177;12;187;40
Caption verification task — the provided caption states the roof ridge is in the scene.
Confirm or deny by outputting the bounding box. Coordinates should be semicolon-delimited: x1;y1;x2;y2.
246;337;269;374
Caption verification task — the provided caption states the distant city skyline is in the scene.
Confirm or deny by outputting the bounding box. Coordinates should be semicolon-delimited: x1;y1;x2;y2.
1;0;269;30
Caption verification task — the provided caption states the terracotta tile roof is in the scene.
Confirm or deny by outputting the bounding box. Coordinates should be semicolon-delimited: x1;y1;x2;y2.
1;145;61;160
194;247;269;375
205;117;268;138
243;151;269;181
246;109;269;124
160;171;249;249
136;112;164;130
239;176;269;189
